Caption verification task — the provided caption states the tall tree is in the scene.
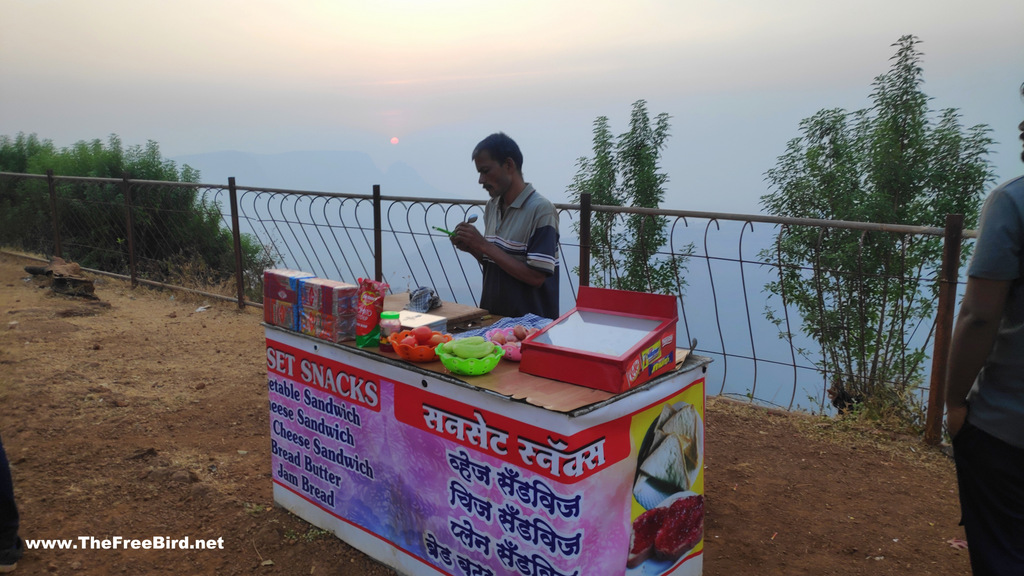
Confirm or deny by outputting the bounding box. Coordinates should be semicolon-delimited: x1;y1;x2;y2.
568;99;689;294
760;36;994;422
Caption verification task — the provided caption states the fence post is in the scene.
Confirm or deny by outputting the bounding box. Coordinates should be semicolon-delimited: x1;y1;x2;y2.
46;169;62;258
924;213;963;445
229;177;246;309
121;173;138;287
373;184;382;282
579;193;591;287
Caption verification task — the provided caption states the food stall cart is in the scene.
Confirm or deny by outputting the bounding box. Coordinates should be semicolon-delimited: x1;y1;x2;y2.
265;294;709;576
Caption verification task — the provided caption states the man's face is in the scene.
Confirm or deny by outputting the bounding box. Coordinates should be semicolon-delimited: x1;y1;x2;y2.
474;150;513;200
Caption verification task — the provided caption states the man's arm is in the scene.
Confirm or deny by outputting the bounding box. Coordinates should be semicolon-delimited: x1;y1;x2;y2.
451;222;547;287
945;276;1011;437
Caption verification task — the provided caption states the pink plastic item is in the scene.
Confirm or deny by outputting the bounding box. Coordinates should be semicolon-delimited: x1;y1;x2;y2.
485;327;523;362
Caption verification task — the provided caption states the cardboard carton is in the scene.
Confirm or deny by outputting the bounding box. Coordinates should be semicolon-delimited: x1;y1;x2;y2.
297;277;359;342
263;269;314;330
519;286;678;393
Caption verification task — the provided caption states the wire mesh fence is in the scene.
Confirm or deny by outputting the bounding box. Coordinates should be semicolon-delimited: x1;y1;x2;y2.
0;171;971;440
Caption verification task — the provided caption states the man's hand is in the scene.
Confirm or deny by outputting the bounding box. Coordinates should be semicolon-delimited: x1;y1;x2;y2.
451;221;487;258
946;403;968;440
451;221;547;287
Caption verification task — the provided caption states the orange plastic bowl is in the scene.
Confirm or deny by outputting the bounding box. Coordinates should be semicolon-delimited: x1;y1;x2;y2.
389;330;451;363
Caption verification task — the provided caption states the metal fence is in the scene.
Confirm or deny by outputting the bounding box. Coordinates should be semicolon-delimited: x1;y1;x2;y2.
0;171;971;443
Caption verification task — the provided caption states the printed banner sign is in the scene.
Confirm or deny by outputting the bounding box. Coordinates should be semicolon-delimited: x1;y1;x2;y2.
266;330;704;576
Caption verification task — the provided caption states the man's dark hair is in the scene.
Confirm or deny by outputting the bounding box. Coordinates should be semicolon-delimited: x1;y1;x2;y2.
472;132;523;173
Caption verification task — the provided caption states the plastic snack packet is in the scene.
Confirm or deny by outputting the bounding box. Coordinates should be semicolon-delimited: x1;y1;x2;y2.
355;278;389;348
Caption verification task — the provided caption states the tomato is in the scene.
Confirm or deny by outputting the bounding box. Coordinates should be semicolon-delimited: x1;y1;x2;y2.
401;336;418;347
412;325;433;344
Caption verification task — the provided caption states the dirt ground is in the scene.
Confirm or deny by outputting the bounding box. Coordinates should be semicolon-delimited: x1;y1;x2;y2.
0;252;971;575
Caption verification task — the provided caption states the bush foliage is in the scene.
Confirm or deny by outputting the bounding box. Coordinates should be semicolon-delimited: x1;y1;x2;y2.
0;133;273;290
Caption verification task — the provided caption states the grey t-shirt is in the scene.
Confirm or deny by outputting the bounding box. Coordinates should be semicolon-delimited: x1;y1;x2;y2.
479;183;560;319
965;175;1024;448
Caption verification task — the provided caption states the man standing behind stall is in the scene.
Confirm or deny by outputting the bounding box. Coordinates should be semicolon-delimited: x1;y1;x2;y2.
452;133;560;319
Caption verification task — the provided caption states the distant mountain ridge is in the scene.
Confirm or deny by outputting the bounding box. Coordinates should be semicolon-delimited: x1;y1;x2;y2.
171;150;447;197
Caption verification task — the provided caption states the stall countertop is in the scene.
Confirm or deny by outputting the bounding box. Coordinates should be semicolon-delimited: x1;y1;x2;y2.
349;339;708;415
266;323;708;415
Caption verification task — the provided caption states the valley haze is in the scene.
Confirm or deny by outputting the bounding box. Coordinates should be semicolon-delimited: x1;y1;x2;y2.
172;150;449;199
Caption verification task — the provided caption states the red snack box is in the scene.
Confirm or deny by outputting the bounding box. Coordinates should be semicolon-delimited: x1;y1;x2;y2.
333;283;359;317
297;277;359;342
297;309;357;343
298;278;358;316
263;269;314;330
519;286;678;393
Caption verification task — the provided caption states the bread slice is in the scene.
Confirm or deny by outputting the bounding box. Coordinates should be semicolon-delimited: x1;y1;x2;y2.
639;433;691;491
627;506;667;568
633;473;676;510
661;404;697;445
653;493;705;560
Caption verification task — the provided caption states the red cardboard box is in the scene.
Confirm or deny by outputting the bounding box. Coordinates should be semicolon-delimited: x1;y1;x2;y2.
263;269;314;330
297;308;358;342
297;277;359;342
519;286;678;393
298;278;358;317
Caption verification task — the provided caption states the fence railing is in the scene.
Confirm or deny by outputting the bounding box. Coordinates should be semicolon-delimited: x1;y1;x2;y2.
0;171;973;443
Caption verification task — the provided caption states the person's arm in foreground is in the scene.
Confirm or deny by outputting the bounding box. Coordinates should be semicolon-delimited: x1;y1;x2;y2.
945;276;1011;437
452;222;548;287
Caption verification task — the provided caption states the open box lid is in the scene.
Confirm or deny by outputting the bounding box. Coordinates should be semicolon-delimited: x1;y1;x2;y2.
520;287;678;392
575;284;678;318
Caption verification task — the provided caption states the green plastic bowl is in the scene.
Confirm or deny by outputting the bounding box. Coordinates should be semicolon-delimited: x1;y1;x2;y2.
434;343;505;376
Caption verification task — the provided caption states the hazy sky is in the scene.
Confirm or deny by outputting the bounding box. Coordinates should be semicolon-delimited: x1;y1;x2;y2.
2;0;1022;212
